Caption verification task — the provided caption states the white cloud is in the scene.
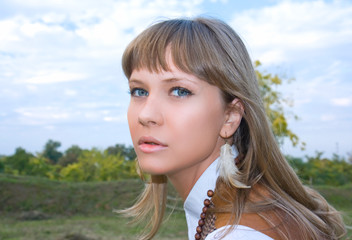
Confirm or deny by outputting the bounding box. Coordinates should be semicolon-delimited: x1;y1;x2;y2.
15;107;70;121
331;97;352;107
41;13;67;24
0;88;21;99
26;85;38;91
12;106;88;125
321;114;336;122
64;89;77;96
231;0;352;64
77;102;123;109
19;70;86;84
103;115;127;123
210;0;228;3
0;19;20;42
8;100;127;127
20;21;62;37
43;125;56;130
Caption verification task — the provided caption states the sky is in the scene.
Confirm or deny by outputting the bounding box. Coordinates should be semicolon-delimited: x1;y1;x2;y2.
0;0;351;158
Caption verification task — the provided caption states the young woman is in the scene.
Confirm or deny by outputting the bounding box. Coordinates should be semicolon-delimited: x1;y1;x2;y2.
121;17;346;239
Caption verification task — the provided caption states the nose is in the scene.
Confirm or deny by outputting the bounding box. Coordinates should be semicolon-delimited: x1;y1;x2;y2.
138;95;163;127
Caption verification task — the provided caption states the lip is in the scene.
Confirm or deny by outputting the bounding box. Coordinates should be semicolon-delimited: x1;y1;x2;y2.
138;136;168;153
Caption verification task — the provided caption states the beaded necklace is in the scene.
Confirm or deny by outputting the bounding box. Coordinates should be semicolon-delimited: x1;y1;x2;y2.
194;190;217;240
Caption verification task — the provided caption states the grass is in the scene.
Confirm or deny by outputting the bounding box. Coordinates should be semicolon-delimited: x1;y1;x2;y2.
0;173;186;240
0;213;187;240
0;174;351;239
0;174;144;214
314;184;352;234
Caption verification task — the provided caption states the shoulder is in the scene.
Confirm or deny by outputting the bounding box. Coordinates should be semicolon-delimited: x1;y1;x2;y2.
212;183;285;239
205;225;274;240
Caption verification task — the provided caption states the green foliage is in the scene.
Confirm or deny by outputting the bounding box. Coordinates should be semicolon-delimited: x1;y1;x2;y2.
42;139;63;164
0;156;5;173
59;148;138;182
3;147;34;175
2;148;54;178
0;141;139;182
287;152;352;186
106;143;136;160
58;145;82;166
255;60;305;149
348;152;352;164
25;156;54;177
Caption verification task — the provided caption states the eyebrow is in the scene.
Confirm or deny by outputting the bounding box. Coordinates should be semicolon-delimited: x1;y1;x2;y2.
129;77;197;85
163;77;187;83
128;78;143;84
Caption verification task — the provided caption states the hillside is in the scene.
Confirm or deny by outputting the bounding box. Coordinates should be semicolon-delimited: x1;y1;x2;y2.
0;173;144;216
0;174;351;239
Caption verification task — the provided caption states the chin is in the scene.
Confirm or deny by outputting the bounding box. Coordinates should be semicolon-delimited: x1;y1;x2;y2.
140;163;169;176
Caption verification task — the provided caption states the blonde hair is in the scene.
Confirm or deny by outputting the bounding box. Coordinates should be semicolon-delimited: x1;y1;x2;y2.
121;17;346;239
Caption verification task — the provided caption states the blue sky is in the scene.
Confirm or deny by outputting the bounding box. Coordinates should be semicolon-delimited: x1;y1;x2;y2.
0;0;351;158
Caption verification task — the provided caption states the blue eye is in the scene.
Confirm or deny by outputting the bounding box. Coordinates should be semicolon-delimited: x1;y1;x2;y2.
171;87;192;97
130;88;149;97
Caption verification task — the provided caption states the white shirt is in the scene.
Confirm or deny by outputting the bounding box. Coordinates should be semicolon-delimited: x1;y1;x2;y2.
206;225;273;240
183;158;273;240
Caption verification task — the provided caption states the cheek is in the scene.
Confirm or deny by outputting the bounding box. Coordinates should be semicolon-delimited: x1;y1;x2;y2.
127;104;138;143
168;101;225;156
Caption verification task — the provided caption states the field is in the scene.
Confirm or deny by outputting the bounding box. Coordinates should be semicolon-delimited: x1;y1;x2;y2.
0;174;351;239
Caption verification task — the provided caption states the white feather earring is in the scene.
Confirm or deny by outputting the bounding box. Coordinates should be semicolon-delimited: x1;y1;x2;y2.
217;141;250;188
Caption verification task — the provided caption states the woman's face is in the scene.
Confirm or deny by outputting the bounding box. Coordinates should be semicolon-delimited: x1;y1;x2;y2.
127;61;228;179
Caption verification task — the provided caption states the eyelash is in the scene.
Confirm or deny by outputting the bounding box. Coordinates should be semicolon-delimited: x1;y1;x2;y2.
170;87;193;97
128;87;193;98
129;88;148;97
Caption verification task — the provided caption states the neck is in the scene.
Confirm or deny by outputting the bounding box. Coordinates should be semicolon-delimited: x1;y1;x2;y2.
167;159;215;201
167;167;203;201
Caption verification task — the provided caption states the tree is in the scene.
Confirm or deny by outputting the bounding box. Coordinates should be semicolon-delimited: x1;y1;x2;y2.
286;155;305;176
0;156;4;173
347;152;352;165
255;61;305;149
58;145;82;166
42;139;63;164
59;148;138;181
3;147;33;175
301;151;352;186
106;144;136;161
25;156;53;177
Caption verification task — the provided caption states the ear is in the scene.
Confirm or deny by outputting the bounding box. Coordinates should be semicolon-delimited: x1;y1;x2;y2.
220;98;243;139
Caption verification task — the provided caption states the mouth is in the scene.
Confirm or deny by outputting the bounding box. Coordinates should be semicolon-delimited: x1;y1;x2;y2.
138;136;167;153
138;136;167;146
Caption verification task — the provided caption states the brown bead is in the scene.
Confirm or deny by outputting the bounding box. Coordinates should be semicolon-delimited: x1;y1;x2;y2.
204;199;211;207
202;206;208;213
196;226;202;233
198;219;205;226
207;190;214;197
200;212;206;219
195;233;201;240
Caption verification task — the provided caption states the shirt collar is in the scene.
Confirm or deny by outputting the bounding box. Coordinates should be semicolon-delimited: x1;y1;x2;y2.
183;158;219;240
183;145;238;239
